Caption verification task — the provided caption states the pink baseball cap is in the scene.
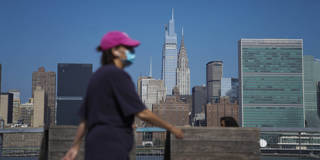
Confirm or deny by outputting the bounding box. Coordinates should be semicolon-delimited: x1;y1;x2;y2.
99;31;140;51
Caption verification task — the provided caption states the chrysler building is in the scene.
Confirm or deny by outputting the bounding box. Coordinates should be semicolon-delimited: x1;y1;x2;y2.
176;28;190;95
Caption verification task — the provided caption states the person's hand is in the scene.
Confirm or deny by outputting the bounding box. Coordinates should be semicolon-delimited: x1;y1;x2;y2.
62;145;79;160
171;127;184;139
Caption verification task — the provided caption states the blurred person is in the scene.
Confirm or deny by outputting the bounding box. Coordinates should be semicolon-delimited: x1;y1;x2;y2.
62;31;183;160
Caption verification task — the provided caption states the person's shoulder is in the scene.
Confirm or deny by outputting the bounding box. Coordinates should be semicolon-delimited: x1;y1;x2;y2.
100;64;130;79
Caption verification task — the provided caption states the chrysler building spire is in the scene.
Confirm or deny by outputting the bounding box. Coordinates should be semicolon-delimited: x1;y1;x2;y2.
176;27;190;95
182;27;184;38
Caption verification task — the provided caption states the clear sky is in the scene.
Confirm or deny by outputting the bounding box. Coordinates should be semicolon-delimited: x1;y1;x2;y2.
1;0;319;102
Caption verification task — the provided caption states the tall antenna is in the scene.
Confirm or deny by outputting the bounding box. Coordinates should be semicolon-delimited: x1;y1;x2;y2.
171;8;174;21
149;57;152;77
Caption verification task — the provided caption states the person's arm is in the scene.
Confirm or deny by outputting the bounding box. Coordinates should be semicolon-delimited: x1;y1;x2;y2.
62;120;87;160
136;109;184;139
71;120;87;148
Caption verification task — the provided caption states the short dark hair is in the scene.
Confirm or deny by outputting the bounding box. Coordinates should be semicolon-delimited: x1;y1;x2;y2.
96;45;135;66
97;46;116;65
220;117;239;127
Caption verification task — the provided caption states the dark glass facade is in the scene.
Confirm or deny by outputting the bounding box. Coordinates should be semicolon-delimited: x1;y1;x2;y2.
57;64;92;97
7;93;13;124
56;63;92;125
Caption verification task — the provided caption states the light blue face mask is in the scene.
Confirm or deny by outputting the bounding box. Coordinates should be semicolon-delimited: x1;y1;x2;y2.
125;50;136;63
123;50;136;67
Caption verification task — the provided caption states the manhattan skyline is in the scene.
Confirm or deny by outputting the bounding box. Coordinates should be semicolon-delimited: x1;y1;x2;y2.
1;0;320;102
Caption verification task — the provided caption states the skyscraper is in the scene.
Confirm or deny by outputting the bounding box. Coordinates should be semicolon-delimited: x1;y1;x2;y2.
8;89;20;101
32;67;56;127
239;39;304;128
162;9;178;95
33;86;45;128
176;28;191;95
19;99;33;126
221;78;232;97
137;76;149;97
221;78;239;103
8;89;21;123
56;63;92;125
230;78;239;103
206;61;223;103
191;85;207;117
303;55;320;128
0;93;13;125
138;76;166;110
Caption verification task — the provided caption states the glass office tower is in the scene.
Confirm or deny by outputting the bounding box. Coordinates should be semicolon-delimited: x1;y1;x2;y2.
56;63;92;125
303;55;320;128
221;78;232;97
161;9;178;95
239;39;304;128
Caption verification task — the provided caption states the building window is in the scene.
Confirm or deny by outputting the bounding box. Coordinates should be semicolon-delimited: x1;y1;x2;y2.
142;132;153;141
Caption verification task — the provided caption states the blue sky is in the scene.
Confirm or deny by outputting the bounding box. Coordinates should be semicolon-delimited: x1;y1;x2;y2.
0;0;320;102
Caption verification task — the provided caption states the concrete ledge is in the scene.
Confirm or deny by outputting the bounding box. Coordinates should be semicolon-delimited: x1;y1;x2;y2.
48;125;85;160
165;127;260;160
46;125;136;160
45;126;259;160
